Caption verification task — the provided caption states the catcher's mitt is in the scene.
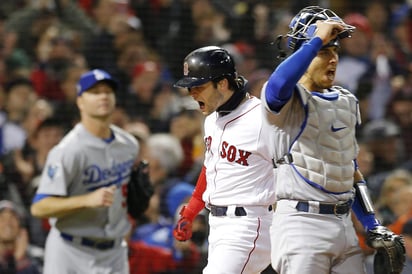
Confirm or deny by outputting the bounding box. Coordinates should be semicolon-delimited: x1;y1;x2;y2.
366;225;405;274
127;160;154;219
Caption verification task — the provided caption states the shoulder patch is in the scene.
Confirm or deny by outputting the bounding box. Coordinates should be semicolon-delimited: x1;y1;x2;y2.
47;164;59;179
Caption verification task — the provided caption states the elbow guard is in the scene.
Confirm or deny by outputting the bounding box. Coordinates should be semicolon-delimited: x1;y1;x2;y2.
352;180;380;231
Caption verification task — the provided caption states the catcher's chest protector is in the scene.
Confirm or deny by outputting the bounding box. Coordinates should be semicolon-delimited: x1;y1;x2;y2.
290;86;359;193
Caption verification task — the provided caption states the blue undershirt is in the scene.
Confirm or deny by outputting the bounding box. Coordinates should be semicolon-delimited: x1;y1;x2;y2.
265;37;323;112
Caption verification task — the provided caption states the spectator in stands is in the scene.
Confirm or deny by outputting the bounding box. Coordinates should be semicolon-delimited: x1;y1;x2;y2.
363;0;392;36
123;120;151;164
4;0;94;62
53;63;87;127
30;24;86;102
169;108;204;184
145;133;184;190
0;79;36;156
4;78;37;125
1;117;66;247
83;0;142;80
122;60;162;120
0;200;41;274
335;12;374;93
337;12;398;121
21;98;55;144
122;60;180;133
128;183;204;274
361;119;404;194
386;91;412;164
390;3;412;77
375;169;412;226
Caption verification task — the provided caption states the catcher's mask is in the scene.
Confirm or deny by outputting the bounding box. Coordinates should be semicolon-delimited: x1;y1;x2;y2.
174;46;237;89
287;6;355;52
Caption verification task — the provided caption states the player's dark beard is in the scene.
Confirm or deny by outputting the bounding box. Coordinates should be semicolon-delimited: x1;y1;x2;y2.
217;76;247;116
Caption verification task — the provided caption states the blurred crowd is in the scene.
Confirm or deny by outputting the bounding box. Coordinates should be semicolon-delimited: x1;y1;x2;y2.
0;0;411;273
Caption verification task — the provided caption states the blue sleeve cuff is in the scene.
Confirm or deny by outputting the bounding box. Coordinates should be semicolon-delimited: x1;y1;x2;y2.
352;195;380;231
265;37;323;111
32;194;52;204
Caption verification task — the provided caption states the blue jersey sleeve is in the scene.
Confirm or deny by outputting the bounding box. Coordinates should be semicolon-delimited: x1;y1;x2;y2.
265;37;323;111
32;193;53;204
352;193;380;231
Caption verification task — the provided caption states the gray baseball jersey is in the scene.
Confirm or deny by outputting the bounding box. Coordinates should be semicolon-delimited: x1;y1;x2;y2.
35;123;138;238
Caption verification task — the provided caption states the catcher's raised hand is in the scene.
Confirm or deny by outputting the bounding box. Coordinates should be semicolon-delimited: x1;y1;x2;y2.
366;225;406;274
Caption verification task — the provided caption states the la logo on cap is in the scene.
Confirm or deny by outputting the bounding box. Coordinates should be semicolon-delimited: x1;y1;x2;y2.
94;69;108;80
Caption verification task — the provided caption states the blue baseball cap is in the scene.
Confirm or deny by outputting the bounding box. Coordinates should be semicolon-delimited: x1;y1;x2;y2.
166;182;194;217
77;69;118;96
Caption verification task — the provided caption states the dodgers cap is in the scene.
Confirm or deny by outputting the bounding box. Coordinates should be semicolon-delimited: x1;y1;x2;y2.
77;69;118;96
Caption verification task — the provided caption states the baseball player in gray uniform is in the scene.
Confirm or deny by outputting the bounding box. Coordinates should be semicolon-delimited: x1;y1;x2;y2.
262;6;404;274
172;46;276;274
30;69;138;274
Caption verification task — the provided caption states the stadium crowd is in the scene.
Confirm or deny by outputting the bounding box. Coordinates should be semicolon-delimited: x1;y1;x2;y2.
0;0;411;273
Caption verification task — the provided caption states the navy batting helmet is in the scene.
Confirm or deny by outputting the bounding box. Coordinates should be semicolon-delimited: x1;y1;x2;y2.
287;6;355;52
174;46;237;89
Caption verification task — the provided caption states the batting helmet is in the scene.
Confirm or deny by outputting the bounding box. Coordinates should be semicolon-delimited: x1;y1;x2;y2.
174;46;237;89
287;6;355;52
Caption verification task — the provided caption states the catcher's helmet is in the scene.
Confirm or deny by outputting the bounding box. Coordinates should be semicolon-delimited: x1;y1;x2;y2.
287;6;355;52
174;46;237;89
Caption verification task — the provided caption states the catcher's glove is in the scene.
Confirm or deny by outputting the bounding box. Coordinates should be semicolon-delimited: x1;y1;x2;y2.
366;225;405;274
127;160;154;219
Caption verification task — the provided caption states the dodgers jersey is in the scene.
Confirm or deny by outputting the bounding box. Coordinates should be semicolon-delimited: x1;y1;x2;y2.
202;96;276;207
35;123;138;238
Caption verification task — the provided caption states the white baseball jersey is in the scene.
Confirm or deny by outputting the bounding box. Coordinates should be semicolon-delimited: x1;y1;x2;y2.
202;96;276;207
36;123;138;238
201;95;276;274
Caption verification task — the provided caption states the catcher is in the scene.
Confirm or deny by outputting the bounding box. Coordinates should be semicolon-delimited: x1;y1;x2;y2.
262;5;405;274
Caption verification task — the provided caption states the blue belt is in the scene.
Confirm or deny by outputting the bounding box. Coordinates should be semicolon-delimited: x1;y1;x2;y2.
295;200;353;215
210;205;273;217
60;232;116;250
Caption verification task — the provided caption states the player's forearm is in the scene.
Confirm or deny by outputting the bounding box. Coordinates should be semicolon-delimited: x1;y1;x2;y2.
30;195;92;218
265;37;322;111
352;165;380;231
182;166;206;221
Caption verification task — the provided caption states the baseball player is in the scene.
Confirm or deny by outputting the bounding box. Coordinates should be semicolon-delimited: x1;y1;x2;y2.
172;46;276;274
262;6;405;274
30;69;139;274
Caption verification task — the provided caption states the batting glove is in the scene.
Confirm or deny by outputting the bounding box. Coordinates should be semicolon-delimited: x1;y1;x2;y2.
173;206;193;241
